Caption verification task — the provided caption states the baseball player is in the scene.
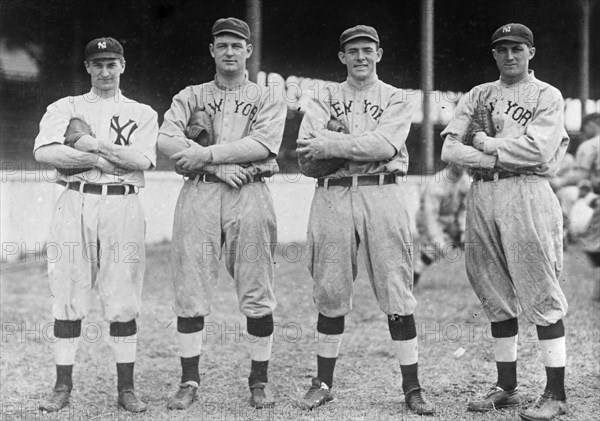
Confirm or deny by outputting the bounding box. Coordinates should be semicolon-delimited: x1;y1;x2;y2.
295;25;434;415
441;24;570;420
413;164;470;285
157;18;286;410
34;37;158;413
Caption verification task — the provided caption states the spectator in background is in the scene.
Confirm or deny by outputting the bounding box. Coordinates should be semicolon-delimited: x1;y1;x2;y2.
551;113;600;230
413;164;470;285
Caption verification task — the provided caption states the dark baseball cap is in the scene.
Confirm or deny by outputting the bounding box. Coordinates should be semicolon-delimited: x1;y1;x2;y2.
85;37;124;61
340;25;380;49
212;17;251;40
491;23;534;46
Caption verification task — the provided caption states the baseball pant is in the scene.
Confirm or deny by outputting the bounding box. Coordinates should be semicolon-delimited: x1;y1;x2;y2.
171;180;277;319
307;182;417;318
47;188;146;322
465;176;568;326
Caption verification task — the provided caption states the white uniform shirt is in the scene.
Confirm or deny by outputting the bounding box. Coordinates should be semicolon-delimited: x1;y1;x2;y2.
34;90;158;187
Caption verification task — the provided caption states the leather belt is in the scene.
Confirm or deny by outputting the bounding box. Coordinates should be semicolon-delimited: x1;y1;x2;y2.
317;174;397;188
472;170;519;182
186;173;265;184
58;180;138;195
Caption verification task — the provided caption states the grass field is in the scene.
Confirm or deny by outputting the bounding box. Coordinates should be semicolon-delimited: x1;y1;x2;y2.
1;242;598;421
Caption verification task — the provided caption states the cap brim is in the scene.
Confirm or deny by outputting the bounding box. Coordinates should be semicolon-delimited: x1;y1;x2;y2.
87;52;123;61
213;30;249;40
341;34;379;47
492;35;530;45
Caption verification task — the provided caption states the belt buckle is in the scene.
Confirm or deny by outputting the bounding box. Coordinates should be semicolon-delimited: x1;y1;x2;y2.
493;172;499;182
378;174;385;188
79;182;86;194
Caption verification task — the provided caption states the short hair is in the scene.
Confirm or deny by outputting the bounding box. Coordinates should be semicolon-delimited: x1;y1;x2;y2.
582;112;600;127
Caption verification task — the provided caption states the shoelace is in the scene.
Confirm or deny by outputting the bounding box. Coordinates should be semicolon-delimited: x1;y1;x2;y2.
47;389;69;406
484;386;503;398
408;390;426;404
534;390;557;407
175;384;195;399
306;384;327;400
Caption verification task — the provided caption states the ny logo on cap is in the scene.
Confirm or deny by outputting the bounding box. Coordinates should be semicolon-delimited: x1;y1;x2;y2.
97;41;107;49
502;26;511;33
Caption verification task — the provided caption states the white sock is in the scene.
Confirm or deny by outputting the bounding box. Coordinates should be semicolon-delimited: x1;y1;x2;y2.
248;333;273;361
539;337;566;367
393;337;418;366
178;331;203;358
493;335;518;362
109;334;137;363
54;337;80;365
317;333;343;358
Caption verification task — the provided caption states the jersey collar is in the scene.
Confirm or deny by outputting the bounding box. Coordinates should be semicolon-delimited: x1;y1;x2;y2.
346;75;379;91
214;74;250;91
499;70;535;87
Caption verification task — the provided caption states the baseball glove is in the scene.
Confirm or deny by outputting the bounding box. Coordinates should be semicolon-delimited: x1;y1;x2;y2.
464;103;495;145
59;118;95;176
186;108;214;147
298;118;348;178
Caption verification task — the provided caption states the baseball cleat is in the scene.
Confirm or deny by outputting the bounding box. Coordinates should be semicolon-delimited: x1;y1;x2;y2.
519;390;567;421
467;385;520;412
39;384;70;412
167;383;198;410
118;387;148;413
405;388;435;415
249;382;276;408
300;377;333;410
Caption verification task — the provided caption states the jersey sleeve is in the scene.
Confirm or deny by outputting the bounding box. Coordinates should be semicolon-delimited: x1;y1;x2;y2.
441;88;498;169
297;91;331;141
241;89;287;156
33;98;73;152
482;87;569;169
130;105;159;168
158;86;198;157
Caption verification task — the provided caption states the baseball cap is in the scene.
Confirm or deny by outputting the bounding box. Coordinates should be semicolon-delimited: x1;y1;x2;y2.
340;25;380;49
85;37;124;61
491;23;534;46
212;17;251;40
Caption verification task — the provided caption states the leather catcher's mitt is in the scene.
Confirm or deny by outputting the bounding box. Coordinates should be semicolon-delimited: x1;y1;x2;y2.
298;118;348;178
186;108;214;147
464;104;495;145
59;118;94;176
64;118;92;148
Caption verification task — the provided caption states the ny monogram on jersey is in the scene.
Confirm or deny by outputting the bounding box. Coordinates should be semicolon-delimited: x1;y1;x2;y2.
331;99;385;121
110;116;138;146
205;98;259;120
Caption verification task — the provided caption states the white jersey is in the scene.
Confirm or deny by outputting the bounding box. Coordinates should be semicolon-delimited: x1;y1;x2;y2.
34;90;158;187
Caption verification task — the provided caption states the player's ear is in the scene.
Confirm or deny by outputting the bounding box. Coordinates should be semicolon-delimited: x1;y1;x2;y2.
246;43;253;58
338;51;346;65
528;46;536;59
209;44;215;58
492;49;498;60
376;48;383;62
84;61;91;74
120;59;126;74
